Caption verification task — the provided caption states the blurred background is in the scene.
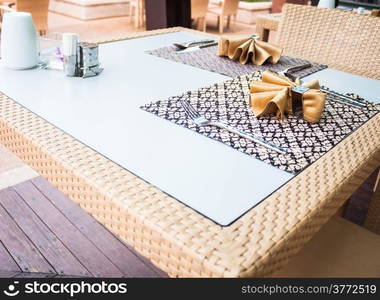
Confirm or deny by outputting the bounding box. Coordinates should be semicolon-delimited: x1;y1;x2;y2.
0;0;378;41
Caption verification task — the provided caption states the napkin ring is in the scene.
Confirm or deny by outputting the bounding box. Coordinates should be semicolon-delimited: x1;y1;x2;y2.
290;86;310;114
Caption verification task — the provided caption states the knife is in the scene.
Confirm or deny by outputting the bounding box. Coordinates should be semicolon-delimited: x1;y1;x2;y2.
278;63;312;77
284;72;366;108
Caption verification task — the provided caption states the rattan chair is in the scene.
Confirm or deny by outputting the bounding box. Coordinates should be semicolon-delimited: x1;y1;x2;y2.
276;6;380;231
276;4;380;80
191;0;209;32
272;5;380;277
208;0;239;33
272;0;309;13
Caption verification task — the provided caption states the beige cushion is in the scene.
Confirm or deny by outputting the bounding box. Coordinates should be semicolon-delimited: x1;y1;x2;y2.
273;216;380;277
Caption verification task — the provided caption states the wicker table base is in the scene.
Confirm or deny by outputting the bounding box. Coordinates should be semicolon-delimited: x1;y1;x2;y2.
1;28;379;277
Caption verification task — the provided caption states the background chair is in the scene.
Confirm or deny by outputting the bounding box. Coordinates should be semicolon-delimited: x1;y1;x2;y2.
191;0;209;32
0;3;13;31
276;4;380;80
255;13;281;42
1;0;49;36
208;0;239;33
129;0;145;28
272;0;309;13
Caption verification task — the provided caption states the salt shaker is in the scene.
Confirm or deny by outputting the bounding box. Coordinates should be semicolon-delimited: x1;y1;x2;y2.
62;33;79;77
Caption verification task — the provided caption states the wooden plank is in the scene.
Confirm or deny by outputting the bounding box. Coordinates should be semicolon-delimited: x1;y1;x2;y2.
0;204;54;274
0;188;91;277
32;176;167;277
0;271;20;278
54;275;89;278
0;241;21;272
13;272;56;278
13;181;124;277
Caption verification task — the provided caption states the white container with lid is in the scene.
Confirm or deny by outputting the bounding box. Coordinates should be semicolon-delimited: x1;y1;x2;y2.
0;12;39;70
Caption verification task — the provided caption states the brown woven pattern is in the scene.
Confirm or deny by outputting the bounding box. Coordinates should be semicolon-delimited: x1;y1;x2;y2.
0;29;379;277
276;4;380;80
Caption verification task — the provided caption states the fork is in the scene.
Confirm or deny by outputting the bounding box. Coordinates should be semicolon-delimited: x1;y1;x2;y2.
173;39;216;50
180;100;287;154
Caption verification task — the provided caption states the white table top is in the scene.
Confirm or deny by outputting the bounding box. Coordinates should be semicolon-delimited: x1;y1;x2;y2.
1;31;379;226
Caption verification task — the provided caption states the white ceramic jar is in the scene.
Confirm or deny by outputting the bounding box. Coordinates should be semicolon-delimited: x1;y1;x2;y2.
0;12;39;69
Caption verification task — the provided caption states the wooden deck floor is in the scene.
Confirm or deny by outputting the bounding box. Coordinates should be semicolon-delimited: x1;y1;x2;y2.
0;172;166;277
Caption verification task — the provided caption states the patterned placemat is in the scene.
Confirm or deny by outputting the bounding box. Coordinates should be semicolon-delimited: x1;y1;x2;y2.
146;45;327;78
141;72;379;174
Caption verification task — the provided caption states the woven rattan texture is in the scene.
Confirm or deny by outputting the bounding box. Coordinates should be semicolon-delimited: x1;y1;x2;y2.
1;89;379;277
276;5;380;80
0;29;379;277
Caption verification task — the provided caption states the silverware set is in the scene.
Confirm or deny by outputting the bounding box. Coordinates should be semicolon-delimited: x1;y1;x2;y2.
277;63;312;77
180;100;287;154
280;65;366;108
173;39;215;50
174;41;366;153
173;40;365;108
319;88;366;108
173;39;218;53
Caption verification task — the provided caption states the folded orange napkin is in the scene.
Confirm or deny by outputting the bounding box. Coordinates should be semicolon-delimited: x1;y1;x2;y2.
218;36;283;65
249;71;326;123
